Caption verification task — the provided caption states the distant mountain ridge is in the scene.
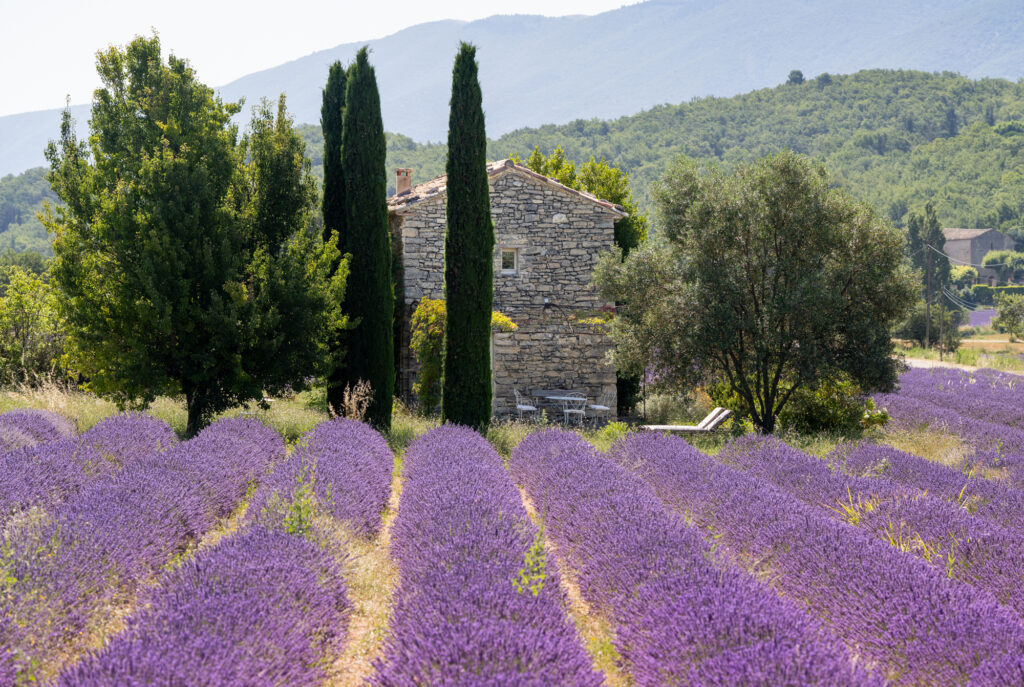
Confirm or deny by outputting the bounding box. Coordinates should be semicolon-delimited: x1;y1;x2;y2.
8;69;1024;256
2;0;1024;176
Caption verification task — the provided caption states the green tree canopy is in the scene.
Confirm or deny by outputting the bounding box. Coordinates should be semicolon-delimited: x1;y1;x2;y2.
596;151;917;433
320;59;350;415
338;47;393;429
44;35;347;436
515;145;648;255
443;42;493;430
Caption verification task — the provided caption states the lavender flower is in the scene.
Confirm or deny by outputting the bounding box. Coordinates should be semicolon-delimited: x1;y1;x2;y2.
57;526;348;686
0;408;76;452
718;435;1024;616
611;432;1024;686
1;413;176;528
0;417;283;683
251;418;393;537
512;429;874;686
370;425;600;686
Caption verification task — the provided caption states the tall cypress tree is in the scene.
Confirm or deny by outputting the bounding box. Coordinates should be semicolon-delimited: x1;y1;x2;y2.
341;47;393;429
321;60;348;414
443;42;494;429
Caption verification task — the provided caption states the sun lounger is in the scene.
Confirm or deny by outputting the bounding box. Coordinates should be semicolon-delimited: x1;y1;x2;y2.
641;407;733;434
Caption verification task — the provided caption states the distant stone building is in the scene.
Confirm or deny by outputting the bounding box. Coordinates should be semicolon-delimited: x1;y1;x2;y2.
942;228;1015;284
387;160;626;417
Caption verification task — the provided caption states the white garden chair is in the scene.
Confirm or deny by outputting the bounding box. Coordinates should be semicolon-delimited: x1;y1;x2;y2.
588;392;614;427
514;389;538;422
561;393;587;427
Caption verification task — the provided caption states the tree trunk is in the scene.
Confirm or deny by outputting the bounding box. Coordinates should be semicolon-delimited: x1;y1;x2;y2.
185;390;204;439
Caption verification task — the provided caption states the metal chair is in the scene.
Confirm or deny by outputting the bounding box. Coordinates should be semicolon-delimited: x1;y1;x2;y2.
561;392;587;427
514;389;538;422
588;392;614;427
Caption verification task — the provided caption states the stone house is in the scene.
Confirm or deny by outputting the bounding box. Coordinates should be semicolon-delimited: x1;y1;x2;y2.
387;159;627;418
943;228;1015;284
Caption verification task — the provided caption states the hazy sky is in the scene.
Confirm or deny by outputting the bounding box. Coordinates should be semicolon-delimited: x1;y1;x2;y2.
0;0;630;117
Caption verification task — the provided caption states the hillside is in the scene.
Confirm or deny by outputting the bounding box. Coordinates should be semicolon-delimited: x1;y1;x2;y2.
380;70;1024;237
8;70;1024;255
3;0;1024;176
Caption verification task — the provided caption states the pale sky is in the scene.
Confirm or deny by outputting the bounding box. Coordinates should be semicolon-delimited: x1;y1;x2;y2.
0;0;631;117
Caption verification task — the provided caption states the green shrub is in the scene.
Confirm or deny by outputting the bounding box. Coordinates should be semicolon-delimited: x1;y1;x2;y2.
777;376;875;435
970;285;1024;305
893;301;963;350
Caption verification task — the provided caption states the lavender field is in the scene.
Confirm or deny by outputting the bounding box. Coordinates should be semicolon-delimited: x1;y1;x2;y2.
2;369;1024;686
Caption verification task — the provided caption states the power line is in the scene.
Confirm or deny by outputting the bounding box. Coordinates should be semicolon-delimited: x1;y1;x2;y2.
926;243;1018;268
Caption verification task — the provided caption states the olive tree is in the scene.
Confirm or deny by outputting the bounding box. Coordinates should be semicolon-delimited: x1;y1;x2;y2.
596;151;917;433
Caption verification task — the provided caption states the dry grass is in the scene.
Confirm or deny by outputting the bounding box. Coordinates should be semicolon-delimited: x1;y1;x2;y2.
517;487;631;687
878;426;972;470
324;454;403;687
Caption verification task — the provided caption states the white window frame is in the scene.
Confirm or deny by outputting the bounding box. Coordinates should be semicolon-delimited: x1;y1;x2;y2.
500;247;519;274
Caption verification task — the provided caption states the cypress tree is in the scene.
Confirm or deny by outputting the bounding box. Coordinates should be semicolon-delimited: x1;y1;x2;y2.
442;43;494;429
341;47;393;429
321;60;348;414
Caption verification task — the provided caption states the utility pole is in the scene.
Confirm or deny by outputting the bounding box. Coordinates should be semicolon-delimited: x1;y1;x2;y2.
925;246;932;349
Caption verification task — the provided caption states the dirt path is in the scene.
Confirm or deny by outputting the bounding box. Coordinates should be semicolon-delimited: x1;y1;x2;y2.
517;486;631;687
325;459;403;687
904;357;980;372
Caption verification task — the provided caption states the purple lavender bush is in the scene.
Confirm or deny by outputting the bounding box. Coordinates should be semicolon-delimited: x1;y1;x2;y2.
0;408;76;451
876;368;1024;481
834;440;1024;536
0;414;176;528
370;425;600;686
57;526;348;687
0;417;283;684
251;418;393;537
611;432;1024;686
718;435;1024;617
511;429;875;687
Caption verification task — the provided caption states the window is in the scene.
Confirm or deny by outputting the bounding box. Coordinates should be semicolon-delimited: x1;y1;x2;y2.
501;248;518;274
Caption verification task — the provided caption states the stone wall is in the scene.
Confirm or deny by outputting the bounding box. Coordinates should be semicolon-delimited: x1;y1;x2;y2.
391;166;620;418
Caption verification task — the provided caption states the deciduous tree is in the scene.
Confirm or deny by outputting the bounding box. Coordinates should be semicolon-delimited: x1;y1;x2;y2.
596;151;917;433
44;35;346;436
443;42;493;430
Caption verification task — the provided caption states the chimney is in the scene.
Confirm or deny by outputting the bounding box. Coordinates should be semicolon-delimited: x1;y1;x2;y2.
395;168;413;195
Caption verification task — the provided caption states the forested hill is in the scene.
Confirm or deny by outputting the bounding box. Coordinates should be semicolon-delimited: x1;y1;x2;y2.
368;69;1024;239
6;70;1024;254
3;0;1024;176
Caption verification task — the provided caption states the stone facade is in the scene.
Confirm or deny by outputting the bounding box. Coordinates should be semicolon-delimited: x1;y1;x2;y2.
388;160;625;418
943;228;1015;284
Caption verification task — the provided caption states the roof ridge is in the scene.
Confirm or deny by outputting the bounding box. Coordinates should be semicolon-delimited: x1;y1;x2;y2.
387;159;627;217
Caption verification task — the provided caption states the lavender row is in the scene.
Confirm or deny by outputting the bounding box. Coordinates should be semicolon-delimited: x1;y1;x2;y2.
874;389;1024;478
718;435;1024;616
57;525;348;686
250;418;393;537
0;417;284;684
371;425;599;686
511;429;874;686
0;413;176;527
894;367;1024;430
610;432;1024;686
0;408;76;452
833;440;1024;535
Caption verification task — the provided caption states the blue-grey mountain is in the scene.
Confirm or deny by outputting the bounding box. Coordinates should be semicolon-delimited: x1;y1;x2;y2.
2;0;1023;176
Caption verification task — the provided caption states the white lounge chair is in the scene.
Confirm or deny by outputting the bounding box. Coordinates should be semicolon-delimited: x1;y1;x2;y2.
641;407;733;434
